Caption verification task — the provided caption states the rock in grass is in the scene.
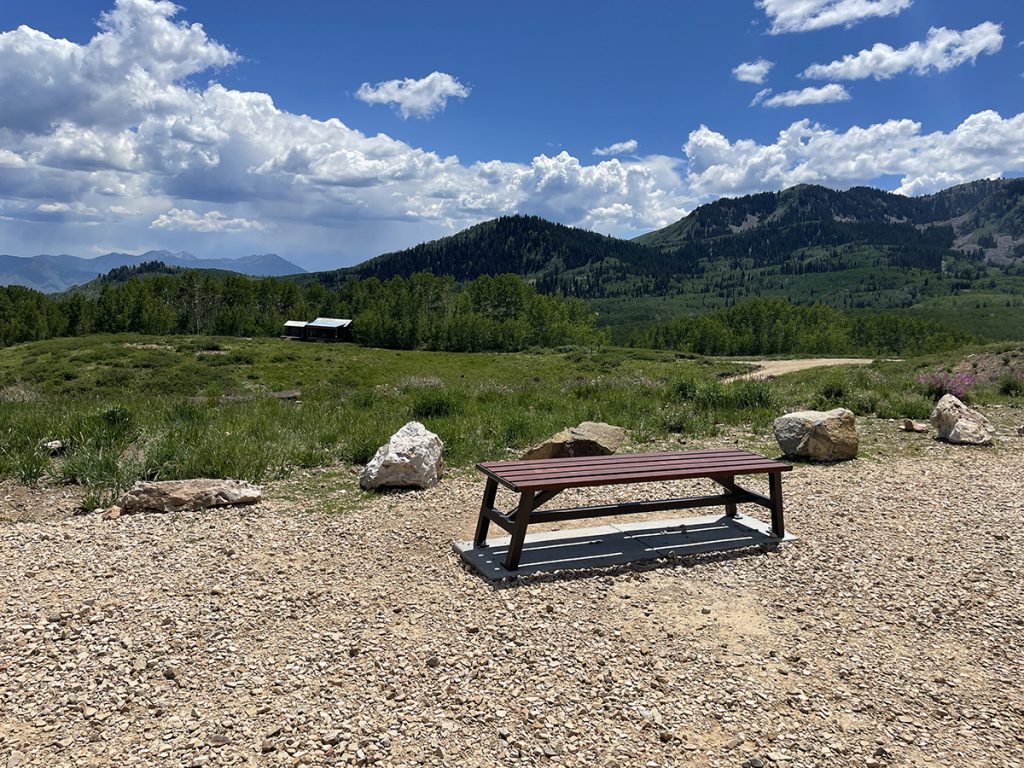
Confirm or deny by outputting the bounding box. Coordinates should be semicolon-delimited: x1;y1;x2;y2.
773;408;858;461
114;479;262;515
359;421;443;490
41;439;67;456
521;421;626;460
900;419;929;433
929;394;994;445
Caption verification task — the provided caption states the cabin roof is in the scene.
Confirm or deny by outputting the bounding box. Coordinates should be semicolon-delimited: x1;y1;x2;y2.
308;317;352;328
284;320;308;328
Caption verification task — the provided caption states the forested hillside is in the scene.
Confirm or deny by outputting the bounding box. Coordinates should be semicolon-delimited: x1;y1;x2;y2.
310;215;671;298
305;180;1024;313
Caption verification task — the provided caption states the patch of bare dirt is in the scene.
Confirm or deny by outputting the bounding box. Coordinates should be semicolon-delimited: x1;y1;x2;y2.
951;347;1024;386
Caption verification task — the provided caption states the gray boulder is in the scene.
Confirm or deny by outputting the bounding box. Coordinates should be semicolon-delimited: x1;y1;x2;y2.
773;408;858;462
522;421;626;460
115;479;262;515
929;394;994;446
360;421;444;490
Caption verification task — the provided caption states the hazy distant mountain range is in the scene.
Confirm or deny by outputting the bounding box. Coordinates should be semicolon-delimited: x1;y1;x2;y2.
0;250;305;293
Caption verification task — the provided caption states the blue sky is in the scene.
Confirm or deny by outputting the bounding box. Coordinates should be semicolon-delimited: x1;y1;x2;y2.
0;0;1021;271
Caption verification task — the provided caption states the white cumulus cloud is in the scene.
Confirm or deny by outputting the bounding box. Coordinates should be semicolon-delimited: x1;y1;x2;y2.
733;59;775;84
760;84;851;107
683;111;1024;198
0;0;237;133
151;208;268;232
757;0;912;34
355;71;469;119
593;139;638;157
803;22;1004;80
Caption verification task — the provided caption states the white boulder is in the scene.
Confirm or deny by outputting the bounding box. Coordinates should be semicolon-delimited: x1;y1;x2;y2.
929;394;994;446
773;408;859;462
360;421;444;490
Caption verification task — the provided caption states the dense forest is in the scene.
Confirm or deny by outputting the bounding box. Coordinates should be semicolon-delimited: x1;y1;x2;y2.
628;298;974;356
0;271;603;352
0;266;981;356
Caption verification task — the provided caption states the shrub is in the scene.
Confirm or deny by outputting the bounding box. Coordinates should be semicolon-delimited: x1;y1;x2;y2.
410;389;462;419
876;394;933;420
661;409;717;436
668;376;699;400
916;371;975;401
817;375;846;401
694;381;726;410
727;379;775;409
996;371;1024;397
228;350;256;365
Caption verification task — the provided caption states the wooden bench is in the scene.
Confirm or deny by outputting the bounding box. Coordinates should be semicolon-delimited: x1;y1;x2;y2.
474;448;793;571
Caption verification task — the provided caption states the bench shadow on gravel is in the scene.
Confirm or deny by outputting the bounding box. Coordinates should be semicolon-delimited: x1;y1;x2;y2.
456;514;791;588
472;544;780;591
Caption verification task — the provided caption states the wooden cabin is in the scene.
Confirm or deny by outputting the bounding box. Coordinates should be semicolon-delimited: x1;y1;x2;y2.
305;317;353;342
283;320;308;340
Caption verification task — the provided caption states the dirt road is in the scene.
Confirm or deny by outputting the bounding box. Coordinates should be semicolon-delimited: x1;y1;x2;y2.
727;357;875;381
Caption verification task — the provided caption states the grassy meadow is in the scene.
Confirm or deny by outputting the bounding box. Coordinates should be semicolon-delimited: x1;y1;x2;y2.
0;334;1021;510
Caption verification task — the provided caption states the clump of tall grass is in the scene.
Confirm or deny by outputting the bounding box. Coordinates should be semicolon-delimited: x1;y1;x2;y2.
0;436;50;485
410;388;463;419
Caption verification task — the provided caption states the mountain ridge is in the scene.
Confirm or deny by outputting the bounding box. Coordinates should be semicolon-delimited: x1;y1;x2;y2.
300;178;1024;340
306;179;1022;303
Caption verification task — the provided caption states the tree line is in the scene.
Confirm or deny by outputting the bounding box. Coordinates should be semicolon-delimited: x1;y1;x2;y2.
0;271;605;351
628;298;974;356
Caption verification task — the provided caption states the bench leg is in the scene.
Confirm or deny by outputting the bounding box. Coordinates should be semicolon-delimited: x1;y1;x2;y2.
503;490;535;572
474;478;498;547
723;474;738;518
768;471;785;538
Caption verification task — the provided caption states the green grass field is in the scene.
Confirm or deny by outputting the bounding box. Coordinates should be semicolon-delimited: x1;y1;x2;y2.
0;334;1020;510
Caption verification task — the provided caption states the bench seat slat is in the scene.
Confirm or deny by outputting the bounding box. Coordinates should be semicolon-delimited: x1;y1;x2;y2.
487;454;787;482
480;447;750;471
478;449;791;492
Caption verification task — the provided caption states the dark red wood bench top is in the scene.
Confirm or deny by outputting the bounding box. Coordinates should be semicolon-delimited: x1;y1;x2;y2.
477;448;792;493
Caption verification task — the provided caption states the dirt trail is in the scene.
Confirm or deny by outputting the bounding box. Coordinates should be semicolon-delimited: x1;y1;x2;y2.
727;357;875;381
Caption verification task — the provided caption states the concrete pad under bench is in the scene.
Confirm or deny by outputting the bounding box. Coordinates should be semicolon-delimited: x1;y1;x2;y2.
454;513;798;580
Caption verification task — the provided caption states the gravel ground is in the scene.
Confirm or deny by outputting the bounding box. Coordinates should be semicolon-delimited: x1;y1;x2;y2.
1;411;1023;768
